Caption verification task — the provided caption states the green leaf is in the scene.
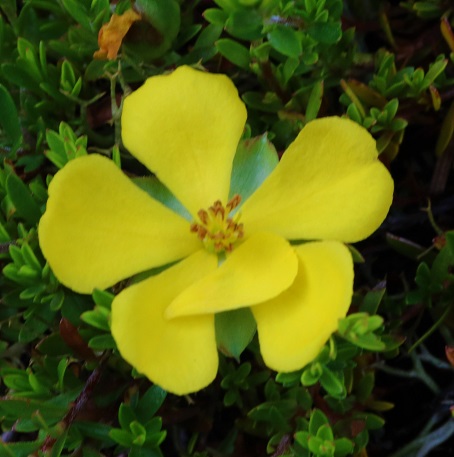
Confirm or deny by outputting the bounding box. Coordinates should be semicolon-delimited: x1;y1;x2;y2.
74;421;114;444
355;412;385;430
317;424;334;442
131;0;180;59
301;364;322;386
320;367;345;398
88;334;116;350
204;8;228;26
50;430;68;457
333;437;354;456
225;10;263;40
92;288;114;310
118;404;136;430
305;80;324;122
0;84;22;152
1;63;38;91
135;385;167;421
229;134;278;202
80;306;110;331
242;90;283;112
0;441;41;457
5;173;42;225
268;25;302;57
307;22;342;44
386;233;432;261
0;397;68;422
61;0;91;30
422;58;448;89
436;99;454;156
307;436;324;454
446;231;454;256
0;0;17;24
309;409;329;435
215;308;256;359
109;428;134;447
216;38;250;70
130;420;146;445
360;286;386;315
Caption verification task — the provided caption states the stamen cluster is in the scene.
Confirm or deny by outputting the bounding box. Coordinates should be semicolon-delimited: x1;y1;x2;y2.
190;195;244;254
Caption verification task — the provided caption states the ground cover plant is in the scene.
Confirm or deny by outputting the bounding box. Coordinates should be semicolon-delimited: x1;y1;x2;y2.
0;0;453;456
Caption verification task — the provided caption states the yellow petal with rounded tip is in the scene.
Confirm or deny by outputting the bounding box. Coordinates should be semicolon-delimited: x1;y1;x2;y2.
39;154;201;294
166;232;298;318
241;117;394;242
252;241;353;372
111;249;219;395
122;65;247;217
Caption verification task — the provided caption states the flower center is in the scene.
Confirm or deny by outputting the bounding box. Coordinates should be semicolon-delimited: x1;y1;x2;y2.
190;195;244;254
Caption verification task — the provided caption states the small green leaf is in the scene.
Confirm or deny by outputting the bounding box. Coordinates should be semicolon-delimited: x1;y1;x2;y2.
355;412;385;430
360;286;386;315
61;0;91;29
80;307;110;331
50;430;68;457
307;22;342;44
317;424;334;442
216;38;250;70
5;173;42;225
135;385;167;421
320;367;345;398
0;441;41;457
92;288;114;310
436;99;454;156
204;8;228;26
88;334;116;350
305;80;324;122
333;437;354;456
109;428;133;447
301;364;322;386
422;58;448;89
242;91;283;113
268;25;302;57
225;10;262;40
132;0;181;59
0;84;22;152
309;409;329;435
307;436;324;454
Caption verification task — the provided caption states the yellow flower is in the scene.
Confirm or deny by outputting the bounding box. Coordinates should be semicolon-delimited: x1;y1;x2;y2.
39;66;393;395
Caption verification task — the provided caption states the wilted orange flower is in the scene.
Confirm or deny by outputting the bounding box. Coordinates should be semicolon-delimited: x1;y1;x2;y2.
93;9;141;60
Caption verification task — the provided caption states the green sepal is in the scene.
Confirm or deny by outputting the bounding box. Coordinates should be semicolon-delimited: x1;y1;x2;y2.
132;176;191;221
229;134;279;203
215;308;256;359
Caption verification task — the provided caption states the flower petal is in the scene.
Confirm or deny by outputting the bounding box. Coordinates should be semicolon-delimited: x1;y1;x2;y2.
166;232;298;318
241;117;394;242
39;154;201;294
121;65;247;216
111;250;219;395
252;241;353;372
